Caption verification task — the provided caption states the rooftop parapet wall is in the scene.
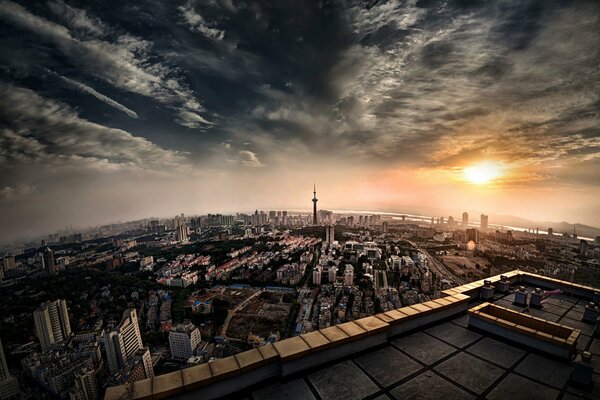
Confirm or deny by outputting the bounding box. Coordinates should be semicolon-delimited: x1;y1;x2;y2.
104;270;599;400
442;270;598;300
105;294;470;400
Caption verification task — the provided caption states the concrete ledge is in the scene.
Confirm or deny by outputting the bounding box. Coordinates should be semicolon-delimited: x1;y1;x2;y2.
273;336;311;361
181;363;212;392
319;325;351;346
337;321;368;340
208;356;240;381
300;330;331;351
235;348;267;372
153;371;183;399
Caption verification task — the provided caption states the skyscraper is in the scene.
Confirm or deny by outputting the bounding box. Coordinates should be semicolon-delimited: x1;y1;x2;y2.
43;247;56;274
462;212;469;228
0;338;20;400
325;225;334;243
69;367;98;400
382;221;389;233
480;214;488;230
34;299;72;352
344;265;354;286
103;309;152;379
176;224;188;242
312;267;322;285
312;184;318;225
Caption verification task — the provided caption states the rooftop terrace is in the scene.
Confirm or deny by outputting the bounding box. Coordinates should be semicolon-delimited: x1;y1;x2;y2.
105;271;600;400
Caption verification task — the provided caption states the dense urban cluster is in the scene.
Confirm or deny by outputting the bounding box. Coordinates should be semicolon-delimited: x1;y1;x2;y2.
1;191;600;400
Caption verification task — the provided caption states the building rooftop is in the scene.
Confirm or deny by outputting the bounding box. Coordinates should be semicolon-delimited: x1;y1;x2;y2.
105;271;600;400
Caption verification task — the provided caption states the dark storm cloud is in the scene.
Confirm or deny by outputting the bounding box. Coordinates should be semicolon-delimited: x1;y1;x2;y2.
0;0;599;240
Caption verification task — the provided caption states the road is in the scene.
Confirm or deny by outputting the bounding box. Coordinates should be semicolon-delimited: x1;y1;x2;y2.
407;240;466;285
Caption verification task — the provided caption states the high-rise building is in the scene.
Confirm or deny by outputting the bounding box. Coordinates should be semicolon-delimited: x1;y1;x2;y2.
176;222;188;243
462;212;469;228
312;184;318;225
448;216;454;226
579;240;588;256
43;247;56;274
169;322;201;361
2;256;15;272
0;338;20;400
103;309;152;379
34;299;72;352
548;227;554;236
312;267;322;285
480;214;488;230
325;225;335;243
382;221;389;233
347;216;354;227
466;228;479;244
68;367;98;400
344;265;354;286
328;266;338;283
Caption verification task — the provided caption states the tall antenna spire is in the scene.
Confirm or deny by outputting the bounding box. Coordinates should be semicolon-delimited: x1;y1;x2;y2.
312;183;318;225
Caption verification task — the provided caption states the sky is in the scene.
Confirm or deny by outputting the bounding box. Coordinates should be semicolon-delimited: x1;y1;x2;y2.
0;0;599;243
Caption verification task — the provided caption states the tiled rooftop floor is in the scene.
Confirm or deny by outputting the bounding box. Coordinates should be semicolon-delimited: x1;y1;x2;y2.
245;290;600;400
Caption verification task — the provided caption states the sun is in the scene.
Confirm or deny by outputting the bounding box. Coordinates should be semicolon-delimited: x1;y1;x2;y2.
463;161;504;185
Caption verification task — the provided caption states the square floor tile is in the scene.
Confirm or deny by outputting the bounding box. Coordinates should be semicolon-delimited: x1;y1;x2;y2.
308;360;379;400
451;314;469;328
576;335;591;352
426;322;482;348
355;346;422;387
493;298;513;308
434;352;504;394
389;371;474;400
538;303;569;316
514;353;573;389
527;308;561;322
561;318;595;336
564;308;584;321
486;373;559;400
466;337;526;368
253;378;316;400
392;331;456;365
542;297;574;308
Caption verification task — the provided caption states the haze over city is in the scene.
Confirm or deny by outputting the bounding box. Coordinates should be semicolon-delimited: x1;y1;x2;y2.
0;0;599;243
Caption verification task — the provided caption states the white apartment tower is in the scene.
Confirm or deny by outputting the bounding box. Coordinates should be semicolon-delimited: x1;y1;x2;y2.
68;368;98;400
462;212;469;228
176;223;189;243
34;299;72;352
312;267;322;285
480;214;488;230
103;309;152;379
344;265;354;286
168;322;201;361
328;266;338;283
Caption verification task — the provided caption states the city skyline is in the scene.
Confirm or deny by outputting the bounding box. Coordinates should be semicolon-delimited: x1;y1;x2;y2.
1;1;600;243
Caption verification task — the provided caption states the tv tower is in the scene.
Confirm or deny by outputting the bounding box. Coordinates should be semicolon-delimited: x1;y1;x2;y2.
312;184;318;225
